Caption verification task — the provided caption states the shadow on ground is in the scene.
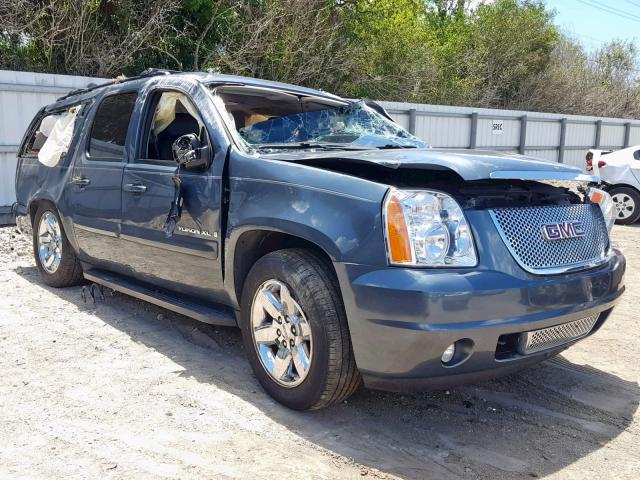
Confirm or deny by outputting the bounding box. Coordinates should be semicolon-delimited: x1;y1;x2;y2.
16;266;639;480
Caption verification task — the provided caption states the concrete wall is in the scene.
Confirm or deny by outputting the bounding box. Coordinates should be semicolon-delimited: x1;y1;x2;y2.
0;70;105;218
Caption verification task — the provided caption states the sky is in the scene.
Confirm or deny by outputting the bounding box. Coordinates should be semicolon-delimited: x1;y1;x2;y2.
544;0;640;51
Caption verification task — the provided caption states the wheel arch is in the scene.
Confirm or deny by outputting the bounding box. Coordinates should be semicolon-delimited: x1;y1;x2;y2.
28;197;81;254
228;228;338;309
607;184;640;224
28;196;57;225
605;183;640;194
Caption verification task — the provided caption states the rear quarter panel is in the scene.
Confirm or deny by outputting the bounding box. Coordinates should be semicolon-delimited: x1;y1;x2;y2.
594;148;640;190
14;101;93;251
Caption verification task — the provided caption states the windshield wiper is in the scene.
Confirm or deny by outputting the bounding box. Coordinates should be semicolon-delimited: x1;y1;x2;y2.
376;144;419;149
255;142;369;151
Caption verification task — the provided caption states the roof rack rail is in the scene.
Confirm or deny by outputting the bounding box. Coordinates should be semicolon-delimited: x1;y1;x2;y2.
57;68;180;101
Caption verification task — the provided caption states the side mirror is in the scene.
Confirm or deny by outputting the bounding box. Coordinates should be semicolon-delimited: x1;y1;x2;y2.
172;133;210;170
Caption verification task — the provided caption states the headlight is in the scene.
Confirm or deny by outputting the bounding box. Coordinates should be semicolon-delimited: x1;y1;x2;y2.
588;187;615;233
383;188;477;267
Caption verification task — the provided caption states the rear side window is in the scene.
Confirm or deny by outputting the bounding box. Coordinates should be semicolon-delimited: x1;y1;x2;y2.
634;150;640;160
138;90;207;164
21;105;82;166
88;92;137;160
21;112;48;158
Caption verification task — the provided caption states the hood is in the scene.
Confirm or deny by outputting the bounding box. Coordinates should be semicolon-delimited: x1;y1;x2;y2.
264;148;597;182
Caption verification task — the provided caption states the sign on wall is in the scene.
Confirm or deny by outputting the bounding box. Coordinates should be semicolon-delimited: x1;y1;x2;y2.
491;120;504;135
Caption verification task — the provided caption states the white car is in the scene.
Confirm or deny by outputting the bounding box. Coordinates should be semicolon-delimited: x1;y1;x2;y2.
587;146;640;224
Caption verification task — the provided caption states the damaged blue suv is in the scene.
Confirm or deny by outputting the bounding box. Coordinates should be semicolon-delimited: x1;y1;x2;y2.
14;70;625;410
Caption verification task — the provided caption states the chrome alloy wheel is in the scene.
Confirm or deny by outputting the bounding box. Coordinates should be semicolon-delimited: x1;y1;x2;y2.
250;279;313;387
612;193;636;220
37;211;62;274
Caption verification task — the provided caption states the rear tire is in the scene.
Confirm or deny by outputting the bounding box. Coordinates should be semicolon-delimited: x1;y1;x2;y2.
240;248;361;410
32;204;83;287
610;186;640;225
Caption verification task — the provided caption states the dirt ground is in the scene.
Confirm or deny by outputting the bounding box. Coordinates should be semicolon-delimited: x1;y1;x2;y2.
0;225;638;480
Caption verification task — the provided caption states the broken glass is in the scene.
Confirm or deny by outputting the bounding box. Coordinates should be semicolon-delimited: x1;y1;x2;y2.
212;86;428;151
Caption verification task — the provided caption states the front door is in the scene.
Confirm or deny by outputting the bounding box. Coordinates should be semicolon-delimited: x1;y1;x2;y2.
120;88;225;301
69;90;138;268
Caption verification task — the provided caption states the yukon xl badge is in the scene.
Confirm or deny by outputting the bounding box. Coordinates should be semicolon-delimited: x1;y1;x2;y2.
541;221;586;240
177;225;214;238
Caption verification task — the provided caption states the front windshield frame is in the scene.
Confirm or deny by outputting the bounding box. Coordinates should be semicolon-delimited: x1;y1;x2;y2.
207;83;428;153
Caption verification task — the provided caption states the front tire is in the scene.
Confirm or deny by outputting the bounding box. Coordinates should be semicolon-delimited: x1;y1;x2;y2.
240;249;361;410
32;204;83;287
610;186;640;225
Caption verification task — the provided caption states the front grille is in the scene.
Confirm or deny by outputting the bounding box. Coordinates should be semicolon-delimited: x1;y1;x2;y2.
490;204;609;274
517;314;599;354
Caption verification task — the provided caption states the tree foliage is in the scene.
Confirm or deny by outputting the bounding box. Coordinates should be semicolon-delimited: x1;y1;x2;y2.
0;0;181;76
428;0;559;106
340;0;435;100
203;0;356;90
1;0;639;118
516;39;640;118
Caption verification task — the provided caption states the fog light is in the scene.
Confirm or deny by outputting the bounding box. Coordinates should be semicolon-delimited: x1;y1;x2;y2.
441;343;456;363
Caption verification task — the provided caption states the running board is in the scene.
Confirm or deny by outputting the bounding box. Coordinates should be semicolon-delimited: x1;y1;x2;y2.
84;269;237;327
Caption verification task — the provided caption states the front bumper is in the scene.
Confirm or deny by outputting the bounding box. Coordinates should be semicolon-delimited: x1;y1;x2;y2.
334;249;625;392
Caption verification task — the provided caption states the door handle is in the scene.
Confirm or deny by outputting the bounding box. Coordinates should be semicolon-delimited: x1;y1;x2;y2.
71;176;91;187
123;183;147;194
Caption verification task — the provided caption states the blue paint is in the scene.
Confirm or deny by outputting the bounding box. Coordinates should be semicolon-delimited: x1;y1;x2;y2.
14;72;626;391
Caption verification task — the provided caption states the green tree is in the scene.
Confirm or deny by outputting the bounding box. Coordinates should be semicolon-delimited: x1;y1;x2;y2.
1;0;639;118
202;0;355;92
426;0;559;107
166;0;239;71
517;38;640;118
341;0;435;100
0;0;180;76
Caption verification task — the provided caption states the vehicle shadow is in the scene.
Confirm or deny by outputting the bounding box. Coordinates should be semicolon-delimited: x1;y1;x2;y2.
15;266;639;480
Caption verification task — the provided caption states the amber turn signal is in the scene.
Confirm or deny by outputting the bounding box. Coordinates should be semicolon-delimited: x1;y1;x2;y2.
590;189;604;204
385;194;413;263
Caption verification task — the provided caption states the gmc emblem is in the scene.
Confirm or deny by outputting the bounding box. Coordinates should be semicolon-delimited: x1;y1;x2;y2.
541;221;586;240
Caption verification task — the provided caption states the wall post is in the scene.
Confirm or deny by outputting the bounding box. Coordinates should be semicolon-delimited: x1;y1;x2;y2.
558;118;567;163
469;112;478;149
519;115;527;155
408;108;417;135
595;120;602;148
624;122;631;148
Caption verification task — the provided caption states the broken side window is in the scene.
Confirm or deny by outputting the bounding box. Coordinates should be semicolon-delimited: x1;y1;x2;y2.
139;90;206;164
22;105;81;167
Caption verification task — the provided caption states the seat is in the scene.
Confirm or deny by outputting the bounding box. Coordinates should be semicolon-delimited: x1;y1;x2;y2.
156;113;200;161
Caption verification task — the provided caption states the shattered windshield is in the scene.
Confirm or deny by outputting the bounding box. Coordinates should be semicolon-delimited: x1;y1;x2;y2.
212;85;429;151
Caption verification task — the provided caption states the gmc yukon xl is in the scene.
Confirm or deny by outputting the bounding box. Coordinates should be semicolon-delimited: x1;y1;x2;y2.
14;70;626;410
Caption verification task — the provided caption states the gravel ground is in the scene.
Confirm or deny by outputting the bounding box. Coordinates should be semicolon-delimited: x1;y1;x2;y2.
0;224;638;479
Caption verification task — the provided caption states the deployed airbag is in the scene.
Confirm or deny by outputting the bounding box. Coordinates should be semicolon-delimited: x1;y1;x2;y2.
152;92;203;136
37;106;80;167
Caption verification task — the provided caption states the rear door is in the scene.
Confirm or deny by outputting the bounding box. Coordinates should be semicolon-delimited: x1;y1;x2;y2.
120;84;225;301
68;90;138;267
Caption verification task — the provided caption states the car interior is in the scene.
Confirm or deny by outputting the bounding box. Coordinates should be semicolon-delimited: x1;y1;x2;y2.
144;91;205;162
213;85;349;143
